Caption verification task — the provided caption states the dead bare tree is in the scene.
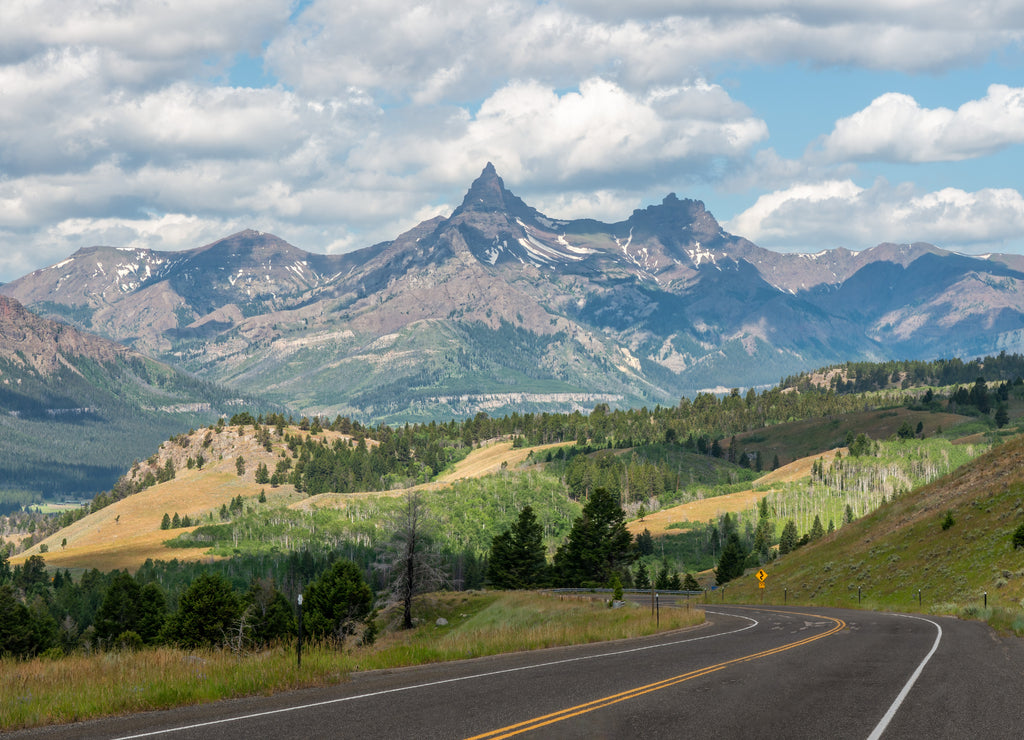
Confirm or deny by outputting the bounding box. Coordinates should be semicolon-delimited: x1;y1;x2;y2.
378;491;448;629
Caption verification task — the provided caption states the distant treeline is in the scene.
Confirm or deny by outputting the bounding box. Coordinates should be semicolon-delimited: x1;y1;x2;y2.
781;353;1024;394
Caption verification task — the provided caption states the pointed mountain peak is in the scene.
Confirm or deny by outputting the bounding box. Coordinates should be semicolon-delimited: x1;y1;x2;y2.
453;163;539;223
458;162;507;212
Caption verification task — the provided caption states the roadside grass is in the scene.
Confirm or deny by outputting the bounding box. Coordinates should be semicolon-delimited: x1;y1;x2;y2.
0;590;704;731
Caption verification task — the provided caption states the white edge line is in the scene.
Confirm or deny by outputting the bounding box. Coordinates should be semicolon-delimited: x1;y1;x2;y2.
112;612;758;739
866;613;943;740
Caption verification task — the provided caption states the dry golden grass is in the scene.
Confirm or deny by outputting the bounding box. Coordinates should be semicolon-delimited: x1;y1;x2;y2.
292;440;572;512
12;434;570;570
10;426;305;572
627;448;846;537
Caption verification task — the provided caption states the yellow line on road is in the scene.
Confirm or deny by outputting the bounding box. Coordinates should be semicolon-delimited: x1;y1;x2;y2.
465;609;846;740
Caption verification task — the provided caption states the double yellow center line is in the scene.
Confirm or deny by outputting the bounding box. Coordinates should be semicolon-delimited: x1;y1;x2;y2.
466;609;846;739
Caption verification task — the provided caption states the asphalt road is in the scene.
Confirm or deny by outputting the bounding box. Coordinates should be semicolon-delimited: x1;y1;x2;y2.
11;604;1024;739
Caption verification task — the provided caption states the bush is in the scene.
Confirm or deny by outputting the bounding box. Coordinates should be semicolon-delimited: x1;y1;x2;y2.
1013;523;1024;550
941;511;955;531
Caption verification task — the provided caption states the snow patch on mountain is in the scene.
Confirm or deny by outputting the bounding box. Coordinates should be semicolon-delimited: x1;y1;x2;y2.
687;242;717;267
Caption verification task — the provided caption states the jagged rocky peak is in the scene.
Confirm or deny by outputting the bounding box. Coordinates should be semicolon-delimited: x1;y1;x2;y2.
453;163;537;220
628;193;721;236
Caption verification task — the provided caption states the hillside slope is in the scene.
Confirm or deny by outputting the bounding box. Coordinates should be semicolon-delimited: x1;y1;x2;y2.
0;296;267;500
10;430;568;571
727;434;1024;616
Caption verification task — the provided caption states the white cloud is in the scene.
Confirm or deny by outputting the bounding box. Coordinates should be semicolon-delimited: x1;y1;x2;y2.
726;180;1024;252
267;0;1024;104
816;85;1024;163
407;78;768;191
2;0;1024;282
0;0;289;80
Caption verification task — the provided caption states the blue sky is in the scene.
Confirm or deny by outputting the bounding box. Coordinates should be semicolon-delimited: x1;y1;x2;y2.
1;1;1023;282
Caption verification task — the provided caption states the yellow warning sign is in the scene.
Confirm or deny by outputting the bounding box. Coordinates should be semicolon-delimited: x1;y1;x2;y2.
756;569;768;582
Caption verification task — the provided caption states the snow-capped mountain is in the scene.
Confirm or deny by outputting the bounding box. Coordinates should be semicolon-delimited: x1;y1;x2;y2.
5;164;1024;422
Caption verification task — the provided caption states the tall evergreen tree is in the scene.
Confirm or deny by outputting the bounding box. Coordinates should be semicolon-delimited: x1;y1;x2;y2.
163;572;241;648
779;519;799;555
553;488;634;587
715;533;747;584
809;514;825;541
654;559;671;590
94;571;142;645
487;505;547;589
634;560;651;590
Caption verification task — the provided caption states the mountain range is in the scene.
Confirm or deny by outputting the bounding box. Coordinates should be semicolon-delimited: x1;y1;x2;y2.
5;163;1024;423
0;294;265;500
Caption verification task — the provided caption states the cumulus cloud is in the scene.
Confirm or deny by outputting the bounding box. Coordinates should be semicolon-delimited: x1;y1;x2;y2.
2;0;1024;282
0;0;289;80
816;85;1024;163
726;180;1024;252
400;78;768;191
267;0;1024;103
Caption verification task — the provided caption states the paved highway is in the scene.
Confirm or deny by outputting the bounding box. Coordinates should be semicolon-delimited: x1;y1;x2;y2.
11;605;1024;739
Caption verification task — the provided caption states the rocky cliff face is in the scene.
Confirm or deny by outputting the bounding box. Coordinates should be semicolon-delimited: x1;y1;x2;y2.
5;165;1024;422
0;294;130;375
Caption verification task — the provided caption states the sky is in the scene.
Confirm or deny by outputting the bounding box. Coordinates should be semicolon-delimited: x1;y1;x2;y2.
1;0;1023;283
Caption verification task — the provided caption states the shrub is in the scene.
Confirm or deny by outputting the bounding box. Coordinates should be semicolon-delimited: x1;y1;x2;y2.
941;511;955;531
1013;523;1024;550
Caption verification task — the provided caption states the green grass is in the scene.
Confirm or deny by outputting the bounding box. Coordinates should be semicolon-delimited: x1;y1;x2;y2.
169;469;581;559
0;591;703;730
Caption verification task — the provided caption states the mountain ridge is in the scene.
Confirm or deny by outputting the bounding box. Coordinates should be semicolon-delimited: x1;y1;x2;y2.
5;165;1024;421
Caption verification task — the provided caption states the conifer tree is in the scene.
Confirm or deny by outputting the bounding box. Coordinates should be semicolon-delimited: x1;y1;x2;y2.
553;488;634;587
634;560;651;590
487;505;547;589
715;532;747;584
779;519;799;555
809;514;825;540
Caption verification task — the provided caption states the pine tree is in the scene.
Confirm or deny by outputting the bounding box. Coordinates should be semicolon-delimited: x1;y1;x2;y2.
779;519;799;555
304;560;374;644
164;573;241;648
488;505;547;589
654;559;670;590
553;488;635;587
843;504;855;525
160;513;171;530
809;514;824;540
634;560;651;590
715;533;746;584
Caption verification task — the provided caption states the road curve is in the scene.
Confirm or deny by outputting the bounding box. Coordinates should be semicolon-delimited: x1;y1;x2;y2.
9;605;1024;739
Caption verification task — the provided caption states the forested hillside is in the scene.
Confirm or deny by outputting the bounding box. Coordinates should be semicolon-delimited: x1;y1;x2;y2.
3;355;1024;664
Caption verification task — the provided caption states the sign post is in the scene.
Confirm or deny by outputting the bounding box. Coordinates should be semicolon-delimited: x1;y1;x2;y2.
756;569;767;602
297;593;304;669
